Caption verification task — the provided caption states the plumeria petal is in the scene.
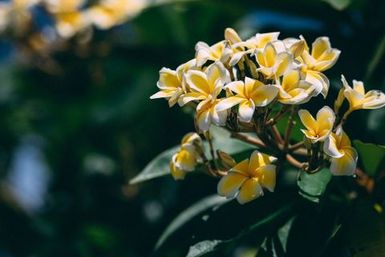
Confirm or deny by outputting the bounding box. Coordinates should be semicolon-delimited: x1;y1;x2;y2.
216;96;245;111
238;100;255;122
237;178;263;204
330;147;358;176
217;172;248;198
258;165;276;192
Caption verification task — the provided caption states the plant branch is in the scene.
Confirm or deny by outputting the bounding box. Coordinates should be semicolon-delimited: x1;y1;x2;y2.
230;132;267;149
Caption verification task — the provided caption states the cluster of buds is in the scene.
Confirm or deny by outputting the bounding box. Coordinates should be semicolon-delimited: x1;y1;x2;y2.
151;28;385;204
0;0;147;46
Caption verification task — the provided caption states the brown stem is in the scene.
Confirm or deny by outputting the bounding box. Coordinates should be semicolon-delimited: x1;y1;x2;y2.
271;125;284;145
286;154;305;169
265;106;290;126
289;141;304;151
230;132;267;149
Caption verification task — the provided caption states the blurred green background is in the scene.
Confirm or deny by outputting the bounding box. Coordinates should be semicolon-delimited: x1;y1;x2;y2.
0;0;384;256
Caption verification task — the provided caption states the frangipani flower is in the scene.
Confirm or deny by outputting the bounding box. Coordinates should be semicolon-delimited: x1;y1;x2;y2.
217;150;277;204
170;132;203;180
150;59;196;107
255;42;292;79
341;75;385;112
323;127;357;176
277;70;316;105
196;99;227;131
228;31;280;66
181;62;229;105
300;37;340;97
87;0;147;29
195;40;232;67
301;37;340;72
298;106;335;142
216;77;278;122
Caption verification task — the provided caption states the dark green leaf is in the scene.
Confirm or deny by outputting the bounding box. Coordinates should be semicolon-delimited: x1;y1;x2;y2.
155;195;229;250
186;240;224;257
297;168;332;203
353;140;385;177
129;146;179;184
346;200;385;257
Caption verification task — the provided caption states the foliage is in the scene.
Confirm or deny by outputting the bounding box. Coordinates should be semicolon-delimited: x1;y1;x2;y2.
0;0;384;257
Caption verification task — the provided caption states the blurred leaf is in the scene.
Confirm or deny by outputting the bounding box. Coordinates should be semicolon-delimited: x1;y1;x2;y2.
353;140;385;177
186;240;224;257
155;195;229;250
297;168;332;203
277;217;296;253
323;0;351;10
346;200;385;257
129;145;179;184
130;126;255;184
366;36;385;80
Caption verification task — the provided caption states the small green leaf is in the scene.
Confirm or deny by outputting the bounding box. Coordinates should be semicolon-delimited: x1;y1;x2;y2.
323;0;351;10
154;195;228;250
186;240;223;257
297;168;332;203
353;140;385;177
129;146;179;184
209;126;255;155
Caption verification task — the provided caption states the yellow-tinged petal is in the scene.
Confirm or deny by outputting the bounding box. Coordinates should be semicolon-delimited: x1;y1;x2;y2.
196;107;211;132
238;100;255;122
362;90;385;109
323;134;344;158
298;109;317;131
352;80;365;95
249;150;276;174
231;159;250;175
185;70;210;95
257;165;276;192
264;43;277;67
330;147;357;176
225;27;242;44
226;81;246;97
215;96;245;112
217;172;248;198
305;70;329;98
237;178;263;204
312;37;330;60
170;158;186;180
158;68;180;89
316;106;335;132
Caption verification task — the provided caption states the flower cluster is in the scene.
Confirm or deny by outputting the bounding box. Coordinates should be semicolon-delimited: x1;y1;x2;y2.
151;28;385;204
0;0;148;48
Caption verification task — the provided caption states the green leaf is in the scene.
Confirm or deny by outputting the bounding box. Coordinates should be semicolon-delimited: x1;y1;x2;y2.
209;126;255;155
346;200;385;257
154;195;229;250
297;168;332;203
129;146;179;184
323;0;351;10
130;126;255;184
353;140;385;177
186;240;224;257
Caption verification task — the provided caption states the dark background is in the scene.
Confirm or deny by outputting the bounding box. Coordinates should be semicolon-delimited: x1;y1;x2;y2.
0;0;384;256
